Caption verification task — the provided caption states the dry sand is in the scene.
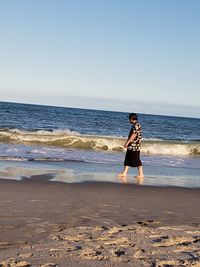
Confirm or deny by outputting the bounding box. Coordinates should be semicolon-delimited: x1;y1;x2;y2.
0;175;199;266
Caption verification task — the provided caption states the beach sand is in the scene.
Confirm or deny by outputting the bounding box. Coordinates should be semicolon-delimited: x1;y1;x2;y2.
0;175;200;267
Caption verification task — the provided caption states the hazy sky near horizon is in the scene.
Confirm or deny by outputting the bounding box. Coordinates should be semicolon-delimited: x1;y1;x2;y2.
0;0;199;118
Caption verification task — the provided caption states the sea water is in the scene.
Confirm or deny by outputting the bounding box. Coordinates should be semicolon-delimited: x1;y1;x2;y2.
0;101;199;188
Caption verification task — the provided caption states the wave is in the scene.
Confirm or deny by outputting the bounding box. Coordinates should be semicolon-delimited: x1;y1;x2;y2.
0;156;89;163
0;128;199;156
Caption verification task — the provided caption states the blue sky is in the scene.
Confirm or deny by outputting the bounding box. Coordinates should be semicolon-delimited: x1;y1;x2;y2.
0;0;199;117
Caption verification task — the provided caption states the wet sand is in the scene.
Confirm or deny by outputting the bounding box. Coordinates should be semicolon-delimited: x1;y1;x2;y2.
0;175;200;266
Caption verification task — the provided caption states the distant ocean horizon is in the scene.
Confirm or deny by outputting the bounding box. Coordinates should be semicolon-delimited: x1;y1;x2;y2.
2;100;199;119
0;101;199;188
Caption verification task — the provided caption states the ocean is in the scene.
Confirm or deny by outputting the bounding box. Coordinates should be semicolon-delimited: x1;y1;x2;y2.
0;101;199;188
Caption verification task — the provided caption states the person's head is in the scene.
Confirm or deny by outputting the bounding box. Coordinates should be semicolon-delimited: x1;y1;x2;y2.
128;113;138;123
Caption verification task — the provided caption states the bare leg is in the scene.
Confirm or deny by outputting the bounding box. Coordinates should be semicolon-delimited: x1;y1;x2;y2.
118;166;129;177
135;166;144;178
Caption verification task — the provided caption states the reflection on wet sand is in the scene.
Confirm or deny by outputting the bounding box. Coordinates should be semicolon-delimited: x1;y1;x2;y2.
118;174;128;184
118;175;144;185
134;176;144;185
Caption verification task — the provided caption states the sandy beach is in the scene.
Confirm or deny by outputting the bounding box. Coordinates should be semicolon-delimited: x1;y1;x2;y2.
0;175;200;267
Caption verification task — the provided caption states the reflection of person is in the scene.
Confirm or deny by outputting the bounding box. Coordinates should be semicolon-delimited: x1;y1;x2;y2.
135;175;144;185
118;113;144;183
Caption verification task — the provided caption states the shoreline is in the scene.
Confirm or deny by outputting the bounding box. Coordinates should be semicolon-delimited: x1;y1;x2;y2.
0;159;200;189
0;176;200;266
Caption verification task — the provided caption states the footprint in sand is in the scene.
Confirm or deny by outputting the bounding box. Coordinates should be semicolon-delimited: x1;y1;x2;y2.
40;264;58;267
0;258;31;267
113;250;126;257
79;248;105;260
155;259;181;266
18;253;33;259
153;236;196;247
154;259;200;267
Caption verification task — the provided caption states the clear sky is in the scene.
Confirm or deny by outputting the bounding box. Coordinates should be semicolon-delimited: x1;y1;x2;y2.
0;0;199;118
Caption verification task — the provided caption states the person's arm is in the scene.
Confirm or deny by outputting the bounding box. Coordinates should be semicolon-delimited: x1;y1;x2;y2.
124;133;136;148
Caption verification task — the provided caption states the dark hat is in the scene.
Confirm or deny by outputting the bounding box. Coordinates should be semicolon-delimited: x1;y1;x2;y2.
128;113;138;120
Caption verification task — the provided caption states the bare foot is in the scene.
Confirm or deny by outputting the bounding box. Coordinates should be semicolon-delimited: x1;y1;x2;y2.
118;173;127;177
134;175;144;178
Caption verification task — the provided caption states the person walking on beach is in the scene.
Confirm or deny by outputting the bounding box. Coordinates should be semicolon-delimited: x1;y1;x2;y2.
118;113;144;183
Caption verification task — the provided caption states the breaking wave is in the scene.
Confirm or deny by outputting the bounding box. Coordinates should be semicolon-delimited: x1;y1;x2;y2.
0;128;199;156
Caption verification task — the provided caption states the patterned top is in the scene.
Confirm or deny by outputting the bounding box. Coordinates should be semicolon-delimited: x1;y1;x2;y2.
127;121;142;151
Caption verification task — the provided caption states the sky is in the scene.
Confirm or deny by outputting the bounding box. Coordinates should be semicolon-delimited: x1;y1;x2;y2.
0;0;199;118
